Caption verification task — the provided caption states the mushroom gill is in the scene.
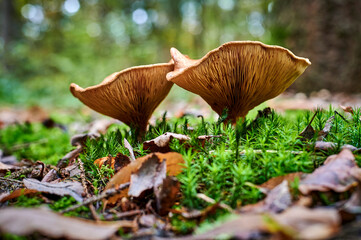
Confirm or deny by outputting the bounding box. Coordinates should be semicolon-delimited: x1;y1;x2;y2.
166;41;311;124
70;62;174;136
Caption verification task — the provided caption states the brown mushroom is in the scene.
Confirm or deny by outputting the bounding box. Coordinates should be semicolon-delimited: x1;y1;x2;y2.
166;41;311;124
70;62;174;136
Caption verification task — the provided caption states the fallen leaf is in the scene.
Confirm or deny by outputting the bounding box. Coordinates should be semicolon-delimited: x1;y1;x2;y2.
341;184;361;215
314;141;360;152
314;141;337;151
299;111;318;141
24;178;84;202
94;152;130;173
197;135;222;148
155;176;180;216
0;149;17;165
241;180;292;213
0;189;38;202
128;155;166;197
178;214;268;240
172;204;221;221
317;116;334;141
0;207;134;240
57;146;83;168
0;161;20;172
104;152;184;204
59;163;82;178
273;206;340;240
258;172;305;192
41;169;59;182
299;149;361;195
124;138;135;161
143;132;190;153
71;134;97;147
340;105;354;114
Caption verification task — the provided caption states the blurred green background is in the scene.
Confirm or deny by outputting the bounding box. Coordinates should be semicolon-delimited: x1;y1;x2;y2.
1;0;360;108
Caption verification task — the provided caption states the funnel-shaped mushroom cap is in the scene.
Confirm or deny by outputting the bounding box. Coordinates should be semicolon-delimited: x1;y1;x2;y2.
70;63;174;132
167;41;311;123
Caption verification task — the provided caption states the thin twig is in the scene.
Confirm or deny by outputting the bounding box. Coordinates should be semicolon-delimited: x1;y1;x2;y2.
196;193;234;213
105;209;144;220
209;149;304;155
60;182;130;213
334;110;349;123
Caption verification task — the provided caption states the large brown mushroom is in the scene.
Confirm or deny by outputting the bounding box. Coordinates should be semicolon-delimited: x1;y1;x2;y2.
166;41;311;124
70;63;174;136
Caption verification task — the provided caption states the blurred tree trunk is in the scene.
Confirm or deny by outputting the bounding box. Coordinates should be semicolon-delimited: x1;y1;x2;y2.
269;0;361;93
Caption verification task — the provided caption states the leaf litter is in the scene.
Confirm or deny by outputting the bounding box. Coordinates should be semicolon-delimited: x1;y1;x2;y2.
1;107;361;239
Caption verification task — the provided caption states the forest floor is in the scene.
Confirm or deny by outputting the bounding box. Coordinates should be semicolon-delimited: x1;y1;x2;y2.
1;91;361;239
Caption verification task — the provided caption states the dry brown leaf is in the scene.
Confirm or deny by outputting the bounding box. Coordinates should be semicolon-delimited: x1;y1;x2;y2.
258;172;305;192
124;138;135;161
0;189;38;202
274;206;340;240
94;152;130;173
0;207;134;240
299;111;318;141
0;150;17;165
0;162;20;172
197;134;222;148
241;180;292;214
57;146;83;168
299;149;361;195
104;152;184;204
317;116;334;141
177;214;268;240
41;169;59;182
143;132;190;153
341;184;361;215
128;155;166;197
155;176;180;216
340;105;354;114
24;178;84;202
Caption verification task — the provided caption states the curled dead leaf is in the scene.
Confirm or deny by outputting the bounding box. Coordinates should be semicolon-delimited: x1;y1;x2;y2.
143;132;190;153
258;172;305;192
241;180;292;213
273;206;340;240
0;189;38;202
24;178;84;202
94;152;130;173
299;149;361;195
155;176;180;216
128;155;166;197
0;207;134;240
104;152;184;204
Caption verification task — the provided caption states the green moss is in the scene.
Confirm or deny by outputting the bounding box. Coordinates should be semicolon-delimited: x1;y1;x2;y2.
0;123;71;165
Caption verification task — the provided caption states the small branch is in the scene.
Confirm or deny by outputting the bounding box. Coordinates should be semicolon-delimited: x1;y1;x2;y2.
209;149;303;155
60;182;130;213
334;110;349;123
196;193;234;213
105;209;144;220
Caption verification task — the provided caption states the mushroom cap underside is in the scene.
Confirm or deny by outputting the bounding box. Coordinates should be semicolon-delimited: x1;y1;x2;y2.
70;63;174;128
167;41;311;118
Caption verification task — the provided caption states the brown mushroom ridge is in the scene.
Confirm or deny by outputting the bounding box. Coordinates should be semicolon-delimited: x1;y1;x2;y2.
167;41;311;123
70;63;174;133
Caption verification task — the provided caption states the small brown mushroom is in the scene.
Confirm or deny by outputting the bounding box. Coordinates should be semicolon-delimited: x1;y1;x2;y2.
167;41;311;124
70;63;174;136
